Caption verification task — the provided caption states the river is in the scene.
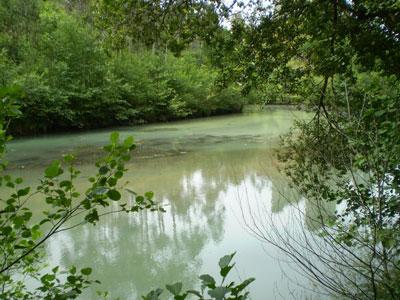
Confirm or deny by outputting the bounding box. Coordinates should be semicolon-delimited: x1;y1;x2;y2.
6;109;322;299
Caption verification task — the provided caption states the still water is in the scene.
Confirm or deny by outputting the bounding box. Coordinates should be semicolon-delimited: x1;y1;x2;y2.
7;109;319;299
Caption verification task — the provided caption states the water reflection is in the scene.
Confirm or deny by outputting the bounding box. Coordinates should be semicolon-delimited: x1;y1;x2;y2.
6;110;323;299
43;146;320;299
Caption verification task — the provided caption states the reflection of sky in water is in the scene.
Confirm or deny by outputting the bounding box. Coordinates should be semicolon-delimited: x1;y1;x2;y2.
7;110;324;299
44;148;320;300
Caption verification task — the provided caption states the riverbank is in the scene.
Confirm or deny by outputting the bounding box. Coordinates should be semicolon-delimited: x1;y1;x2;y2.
9;103;306;139
242;103;307;112
6;108;310;170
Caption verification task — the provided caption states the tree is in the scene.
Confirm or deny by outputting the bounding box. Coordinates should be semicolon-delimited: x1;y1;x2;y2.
91;0;222;54
0;0;40;62
222;1;400;299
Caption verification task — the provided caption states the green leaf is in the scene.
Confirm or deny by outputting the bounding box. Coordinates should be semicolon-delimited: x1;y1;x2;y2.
122;154;131;161
13;216;24;228
232;278;255;295
99;166;109;175
45;160;61;179
63;154;75;163
41;274;55;283
60;180;72;190
22;211;32;220
145;191;154;200
142;288;163;300
374;110;386;117
67;275;76;284
218;252;235;269
166;282;182;295
220;265;233;277
123;136;134;148
107;189;121;201
136;195;144;204
199;274;216;289
208;287;229;300
6;181;15;188
21;230;31;238
115;171;123;178
81;267;92;275
110;132;119;144
31;227;42;240
187;290;202;297
85;209;99;223
1;226;12;236
17;187;30;197
107;177;117;187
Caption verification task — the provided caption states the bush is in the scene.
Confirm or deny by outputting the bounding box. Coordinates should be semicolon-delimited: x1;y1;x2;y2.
107;49;247;122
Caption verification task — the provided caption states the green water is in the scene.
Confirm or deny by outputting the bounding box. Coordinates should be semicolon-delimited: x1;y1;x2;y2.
6;109;320;299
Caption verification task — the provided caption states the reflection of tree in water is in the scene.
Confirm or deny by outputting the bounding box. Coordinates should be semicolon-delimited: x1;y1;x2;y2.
45;146;324;299
49;199;210;299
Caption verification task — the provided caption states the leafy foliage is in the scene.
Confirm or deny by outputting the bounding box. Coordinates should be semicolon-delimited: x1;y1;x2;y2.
142;253;254;300
91;0;222;52
278;47;400;300
0;0;252;136
202;0;400;298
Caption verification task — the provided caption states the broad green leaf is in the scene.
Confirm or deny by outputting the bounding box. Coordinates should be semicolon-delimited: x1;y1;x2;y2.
45;160;61;179
166;282;182;296
145;191;154;200
107;189;121;201
220;265;233;277
81;267;92;275
208;286;229;300
13;216;24;228
41;274;55;283
232;278;255;295
67;275;77;284
199;274;216;289
218;252;235;269
17;187;30;197
99;166;109;175
31;227;42;240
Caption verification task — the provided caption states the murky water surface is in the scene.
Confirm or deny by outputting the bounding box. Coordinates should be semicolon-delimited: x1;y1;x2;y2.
6;110;319;299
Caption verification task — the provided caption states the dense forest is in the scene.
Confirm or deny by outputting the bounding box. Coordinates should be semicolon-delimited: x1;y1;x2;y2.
0;0;264;135
0;0;399;299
